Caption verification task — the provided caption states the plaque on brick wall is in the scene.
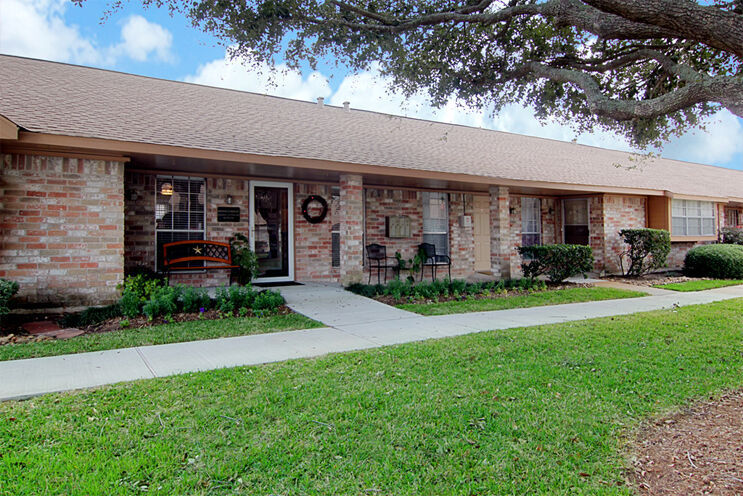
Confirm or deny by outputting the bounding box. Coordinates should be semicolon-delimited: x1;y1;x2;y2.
385;215;411;238
217;207;240;222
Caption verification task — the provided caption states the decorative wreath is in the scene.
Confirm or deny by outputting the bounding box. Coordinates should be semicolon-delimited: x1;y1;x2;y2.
301;195;328;224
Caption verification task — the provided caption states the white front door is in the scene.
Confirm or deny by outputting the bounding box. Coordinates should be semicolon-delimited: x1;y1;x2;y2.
249;181;294;283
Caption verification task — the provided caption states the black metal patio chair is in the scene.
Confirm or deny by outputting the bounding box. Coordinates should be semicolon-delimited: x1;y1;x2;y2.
418;242;451;281
366;243;398;284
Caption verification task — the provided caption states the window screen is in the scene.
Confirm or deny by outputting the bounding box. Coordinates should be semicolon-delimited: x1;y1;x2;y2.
422;192;449;256
155;176;206;270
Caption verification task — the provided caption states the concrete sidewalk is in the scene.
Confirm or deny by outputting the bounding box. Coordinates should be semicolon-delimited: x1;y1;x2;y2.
1;282;742;401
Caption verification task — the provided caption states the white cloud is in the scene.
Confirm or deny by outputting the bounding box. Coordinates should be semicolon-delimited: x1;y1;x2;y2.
659;111;743;166
184;51;331;101
0;0;174;66
112;15;173;62
0;0;99;64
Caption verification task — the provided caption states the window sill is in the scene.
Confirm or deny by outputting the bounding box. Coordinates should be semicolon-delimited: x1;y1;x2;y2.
670;235;717;243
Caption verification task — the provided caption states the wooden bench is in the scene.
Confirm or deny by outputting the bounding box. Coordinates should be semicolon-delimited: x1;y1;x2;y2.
162;240;239;284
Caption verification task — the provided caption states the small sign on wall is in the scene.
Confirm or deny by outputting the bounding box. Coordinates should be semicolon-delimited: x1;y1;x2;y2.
217;207;240;222
386;215;411;238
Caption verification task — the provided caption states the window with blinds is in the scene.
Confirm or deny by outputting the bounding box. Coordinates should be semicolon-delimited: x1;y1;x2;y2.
671;199;715;236
521;197;541;246
155;176;206;270
422;192;449;256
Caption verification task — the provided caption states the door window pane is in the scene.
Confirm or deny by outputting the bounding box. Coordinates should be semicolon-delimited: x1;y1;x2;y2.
521;197;541;247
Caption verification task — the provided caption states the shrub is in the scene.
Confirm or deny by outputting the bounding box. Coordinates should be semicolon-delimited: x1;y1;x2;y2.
252;290;285;312
346;277;547;301
619;228;671;276
120;290;144;318
0;278;19;324
119;273;163;301
684;244;743;279
142;286;182;320
229;233;259;285
181;286;212;314
720;227;743;245
61;303;122;328
215;285;257;314
519;244;594;283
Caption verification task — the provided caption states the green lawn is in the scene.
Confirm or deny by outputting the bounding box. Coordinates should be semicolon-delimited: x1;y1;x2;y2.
653;279;743;292
3;299;743;495
397;286;646;315
0;313;322;362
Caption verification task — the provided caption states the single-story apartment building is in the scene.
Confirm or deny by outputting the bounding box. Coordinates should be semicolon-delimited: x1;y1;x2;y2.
1;55;743;308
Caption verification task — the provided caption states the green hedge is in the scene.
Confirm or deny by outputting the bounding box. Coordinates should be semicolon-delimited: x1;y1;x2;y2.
684;244;743;279
619;228;670;276
518;244;594;283
346;278;547;301
0;278;19;324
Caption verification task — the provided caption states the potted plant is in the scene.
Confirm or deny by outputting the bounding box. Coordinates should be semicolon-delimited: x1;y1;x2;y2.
229;233;259;285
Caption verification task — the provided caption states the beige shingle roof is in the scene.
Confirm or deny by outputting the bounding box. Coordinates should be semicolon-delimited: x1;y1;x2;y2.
1;54;742;199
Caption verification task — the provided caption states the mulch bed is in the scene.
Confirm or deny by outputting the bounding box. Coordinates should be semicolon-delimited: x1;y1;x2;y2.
604;273;707;287
630;391;743;495
373;282;590;305
0;305;294;346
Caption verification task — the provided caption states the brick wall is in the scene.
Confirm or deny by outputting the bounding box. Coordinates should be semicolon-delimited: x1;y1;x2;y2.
508;196;559;278
1;154;124;307
365;188;423;276
602;195;647;273
490;186;511;279
294;183;338;281
339;174;364;285
448;193;476;278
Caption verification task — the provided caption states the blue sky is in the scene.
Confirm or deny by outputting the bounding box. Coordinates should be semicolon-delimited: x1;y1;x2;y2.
2;0;742;170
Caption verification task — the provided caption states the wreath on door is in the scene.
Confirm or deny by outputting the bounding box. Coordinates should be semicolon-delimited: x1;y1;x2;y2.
301;195;328;224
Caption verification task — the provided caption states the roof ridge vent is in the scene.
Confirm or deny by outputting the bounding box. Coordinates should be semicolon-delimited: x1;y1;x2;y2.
316;96;324;107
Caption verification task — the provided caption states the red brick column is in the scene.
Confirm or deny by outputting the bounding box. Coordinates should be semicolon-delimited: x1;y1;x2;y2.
339;174;364;285
489;186;511;279
1;154;125;307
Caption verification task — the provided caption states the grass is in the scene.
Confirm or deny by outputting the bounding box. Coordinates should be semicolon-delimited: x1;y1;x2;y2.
0;313;322;362
396;286;646;315
3;299;743;495
654;279;743;292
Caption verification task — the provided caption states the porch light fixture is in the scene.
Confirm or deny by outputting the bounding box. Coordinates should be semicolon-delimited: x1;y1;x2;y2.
160;182;174;196
225;195;233;205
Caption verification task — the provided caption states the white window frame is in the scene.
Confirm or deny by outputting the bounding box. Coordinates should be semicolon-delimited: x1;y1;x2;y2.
422;191;449;256
672;199;716;236
249;180;295;283
521;197;541;247
154;175;206;271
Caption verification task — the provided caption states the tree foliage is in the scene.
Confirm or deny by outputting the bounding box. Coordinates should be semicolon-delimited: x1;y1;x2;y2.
88;0;743;147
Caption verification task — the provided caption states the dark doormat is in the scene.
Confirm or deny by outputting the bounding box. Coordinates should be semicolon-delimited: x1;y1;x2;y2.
253;281;304;288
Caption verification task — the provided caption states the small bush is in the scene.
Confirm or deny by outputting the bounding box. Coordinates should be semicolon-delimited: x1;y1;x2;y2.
619;228;671;276
252;290;285;312
720;227;743;245
215;285;257;314
0;278;19;324
684;244;743;279
142;286;181;320
519;244;594;283
119;273;163;301
60;303;122;328
181;286;212;314
120;290;144;318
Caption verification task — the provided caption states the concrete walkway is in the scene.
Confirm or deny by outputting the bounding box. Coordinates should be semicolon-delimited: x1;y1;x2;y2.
2;282;743;401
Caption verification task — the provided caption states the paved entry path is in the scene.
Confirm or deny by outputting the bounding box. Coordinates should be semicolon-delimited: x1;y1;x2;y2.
2;282;743;401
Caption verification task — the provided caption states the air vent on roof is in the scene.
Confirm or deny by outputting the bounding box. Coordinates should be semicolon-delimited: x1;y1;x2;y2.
343;101;350;112
317;97;324;107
